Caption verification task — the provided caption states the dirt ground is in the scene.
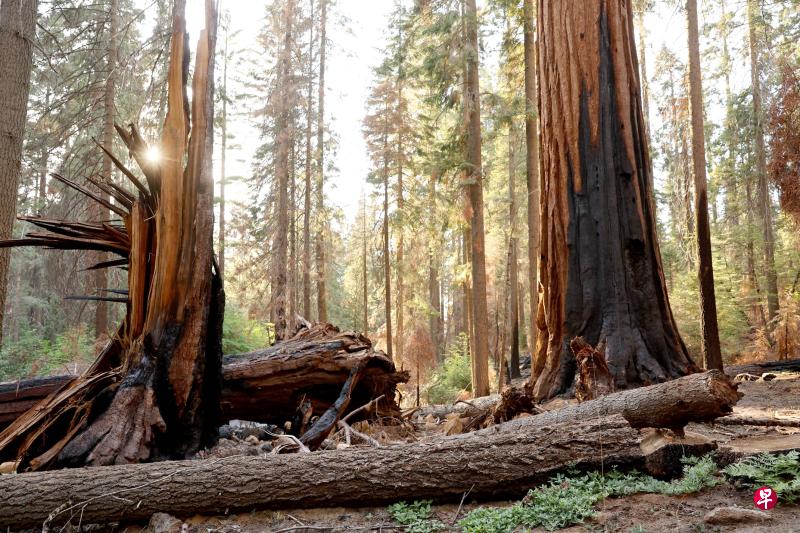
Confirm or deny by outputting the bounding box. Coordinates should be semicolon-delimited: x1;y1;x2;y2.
131;372;800;533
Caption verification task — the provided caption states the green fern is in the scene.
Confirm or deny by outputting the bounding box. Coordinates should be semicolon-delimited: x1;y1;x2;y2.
723;451;800;502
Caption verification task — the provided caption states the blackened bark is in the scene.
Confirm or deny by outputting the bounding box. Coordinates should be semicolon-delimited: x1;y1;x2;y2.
532;0;697;399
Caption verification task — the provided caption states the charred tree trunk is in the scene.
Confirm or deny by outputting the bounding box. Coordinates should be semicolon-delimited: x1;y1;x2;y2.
0;413;724;530
218;26;229;279
531;0;698;400
0;0;38;346
0;3;222;470
686;0;722;371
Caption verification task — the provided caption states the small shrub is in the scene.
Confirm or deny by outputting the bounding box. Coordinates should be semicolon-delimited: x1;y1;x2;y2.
222;304;273;355
423;343;473;405
387;500;445;533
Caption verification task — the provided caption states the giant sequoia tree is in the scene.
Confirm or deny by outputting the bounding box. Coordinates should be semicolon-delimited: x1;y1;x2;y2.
0;1;221;470
531;0;698;400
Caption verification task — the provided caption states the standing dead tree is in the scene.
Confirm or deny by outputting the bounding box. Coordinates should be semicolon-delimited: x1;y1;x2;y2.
0;1;221;471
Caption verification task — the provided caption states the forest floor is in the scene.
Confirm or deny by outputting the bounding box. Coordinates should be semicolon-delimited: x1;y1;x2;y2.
119;370;800;533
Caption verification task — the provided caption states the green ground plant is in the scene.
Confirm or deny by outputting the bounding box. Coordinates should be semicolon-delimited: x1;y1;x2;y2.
387;500;446;533
723;451;800;502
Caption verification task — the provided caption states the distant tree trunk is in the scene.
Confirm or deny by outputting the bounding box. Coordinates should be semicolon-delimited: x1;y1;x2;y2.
0;0;38;345
396;78;404;364
464;0;489;397
531;0;697;400
428;174;441;363
303;0;315;320
720;2;738;228
523;0;539;359
315;0;328;323
93;0;118;340
686;0;722;371
289;143;297;326
218;26;229;279
747;0;779;324
382;132;393;361
634;3;651;143
273;0;296;341
507;123;520;379
362;193;368;334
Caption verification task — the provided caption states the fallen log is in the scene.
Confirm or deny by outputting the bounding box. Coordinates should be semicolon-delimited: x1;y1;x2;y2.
493;370;740;434
725;358;800;377
0;414;717;529
0;324;408;453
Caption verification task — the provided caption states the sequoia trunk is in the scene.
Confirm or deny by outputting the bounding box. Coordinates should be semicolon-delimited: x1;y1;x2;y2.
531;0;697;399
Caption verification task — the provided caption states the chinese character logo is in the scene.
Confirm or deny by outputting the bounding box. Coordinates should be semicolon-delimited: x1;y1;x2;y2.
753;486;777;510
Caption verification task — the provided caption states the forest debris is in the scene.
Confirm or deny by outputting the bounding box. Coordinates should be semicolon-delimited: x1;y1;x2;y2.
570;337;615;402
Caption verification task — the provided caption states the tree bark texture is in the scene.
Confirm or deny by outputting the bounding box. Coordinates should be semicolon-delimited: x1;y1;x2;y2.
0;0;38;346
302;0;315;320
507;124;521;379
315;0;328;324
0;414;719;530
686;0;722;371
94;0;118;339
747;0;779;324
0;324;409;431
272;0;296;341
464;0;490;398
531;0;697;400
523;0;540;360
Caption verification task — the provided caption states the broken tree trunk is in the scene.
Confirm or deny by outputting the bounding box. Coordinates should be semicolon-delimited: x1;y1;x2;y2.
0;3;221;471
0;324;408;432
0;414;719;530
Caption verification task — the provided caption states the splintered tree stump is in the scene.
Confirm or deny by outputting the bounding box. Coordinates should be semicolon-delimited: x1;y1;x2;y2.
0;415;719;530
0;4;222;471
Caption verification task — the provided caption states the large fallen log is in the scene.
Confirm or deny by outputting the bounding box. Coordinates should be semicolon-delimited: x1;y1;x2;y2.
501;370;741;433
0;324;408;437
417;370;740;434
0;414;717;529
